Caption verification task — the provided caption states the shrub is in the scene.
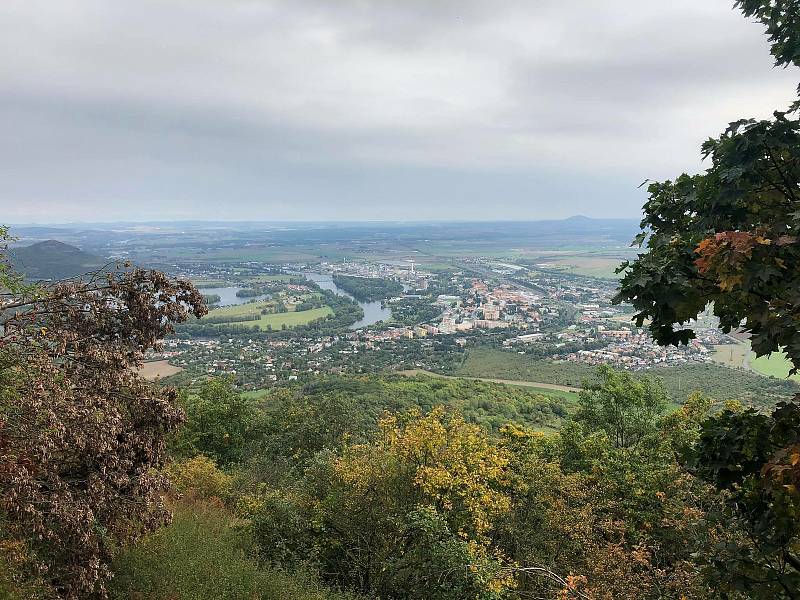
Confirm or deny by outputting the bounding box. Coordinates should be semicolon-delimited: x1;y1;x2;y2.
168;456;233;501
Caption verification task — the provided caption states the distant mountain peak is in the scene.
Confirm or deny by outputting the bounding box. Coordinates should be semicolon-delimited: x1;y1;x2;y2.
9;240;105;280
27;239;86;252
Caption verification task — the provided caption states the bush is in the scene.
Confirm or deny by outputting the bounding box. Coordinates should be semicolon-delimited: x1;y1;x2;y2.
168;455;233;501
174;377;263;466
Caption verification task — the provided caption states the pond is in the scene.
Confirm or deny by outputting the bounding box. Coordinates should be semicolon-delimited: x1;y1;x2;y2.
299;272;392;329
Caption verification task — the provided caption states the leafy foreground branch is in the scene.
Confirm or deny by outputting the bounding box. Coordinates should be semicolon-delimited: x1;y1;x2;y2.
613;3;800;596
0;245;206;598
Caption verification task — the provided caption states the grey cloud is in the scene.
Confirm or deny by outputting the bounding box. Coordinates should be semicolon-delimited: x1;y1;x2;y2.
0;0;797;222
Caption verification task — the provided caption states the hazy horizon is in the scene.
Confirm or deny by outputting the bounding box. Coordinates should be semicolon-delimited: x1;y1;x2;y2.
7;214;642;228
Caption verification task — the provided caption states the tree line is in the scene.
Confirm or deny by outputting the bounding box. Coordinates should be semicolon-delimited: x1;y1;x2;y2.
332;274;404;302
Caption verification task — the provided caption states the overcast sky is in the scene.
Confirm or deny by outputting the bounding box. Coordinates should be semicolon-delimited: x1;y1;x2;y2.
1;0;797;223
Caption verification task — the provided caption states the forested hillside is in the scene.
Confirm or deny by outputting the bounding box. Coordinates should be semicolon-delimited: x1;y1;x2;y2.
457;348;800;407
8;240;105;280
1;222;799;598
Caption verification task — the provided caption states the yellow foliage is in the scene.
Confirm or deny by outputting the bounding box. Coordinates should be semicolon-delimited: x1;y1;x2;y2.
378;407;511;538
168;455;233;500
328;407;515;595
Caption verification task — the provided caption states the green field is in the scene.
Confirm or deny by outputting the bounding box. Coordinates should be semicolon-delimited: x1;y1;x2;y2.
415;260;457;273
169;246;322;263
242;274;295;283
204;300;333;331
205;301;270;319
191;278;228;287
398;369;580;404
251;306;333;330
710;341;800;382
531;252;631;279
750;351;800;381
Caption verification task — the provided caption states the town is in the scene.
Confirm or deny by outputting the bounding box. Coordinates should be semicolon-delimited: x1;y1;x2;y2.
143;256;739;389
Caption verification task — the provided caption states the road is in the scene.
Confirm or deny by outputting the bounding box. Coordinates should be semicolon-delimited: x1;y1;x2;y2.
398;369;581;393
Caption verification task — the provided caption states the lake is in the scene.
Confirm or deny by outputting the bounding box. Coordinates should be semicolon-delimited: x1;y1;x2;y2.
299;272;392;329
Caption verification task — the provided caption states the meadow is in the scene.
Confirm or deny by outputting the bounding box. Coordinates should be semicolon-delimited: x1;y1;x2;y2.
242;274;295;283
526;250;635;279
202;298;333;331
750;350;800;381
709;340;800;382
250;306;333;330
204;301;271;319
398;368;579;403
138;360;183;380
710;343;750;369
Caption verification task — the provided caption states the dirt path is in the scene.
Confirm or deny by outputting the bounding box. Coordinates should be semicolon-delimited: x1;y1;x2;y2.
398;369;581;393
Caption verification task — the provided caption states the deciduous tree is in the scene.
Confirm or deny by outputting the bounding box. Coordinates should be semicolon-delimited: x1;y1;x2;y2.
0;236;205;598
615;3;800;596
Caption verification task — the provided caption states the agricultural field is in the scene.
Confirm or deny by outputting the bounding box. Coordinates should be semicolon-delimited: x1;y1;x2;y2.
251;306;333;330
412;260;456;273
531;252;631;279
204;301;272;320
710;341;800;382
166;246;322;263
242;274;295;283
190;278;228;287
711;343;750;369
138;360;183;380
750;351;800;382
201;297;333;331
398;369;579;403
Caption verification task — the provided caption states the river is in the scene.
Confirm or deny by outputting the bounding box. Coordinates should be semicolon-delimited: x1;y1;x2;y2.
299;272;392;329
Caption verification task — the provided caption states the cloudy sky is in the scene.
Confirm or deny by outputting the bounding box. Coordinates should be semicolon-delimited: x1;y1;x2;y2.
1;0;797;223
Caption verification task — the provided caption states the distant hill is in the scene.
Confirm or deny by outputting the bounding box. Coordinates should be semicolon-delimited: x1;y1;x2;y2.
8;240;106;280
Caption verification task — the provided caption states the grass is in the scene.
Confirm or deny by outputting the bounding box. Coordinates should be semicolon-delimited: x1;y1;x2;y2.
169;246;322;263
456;347;800;407
415;260;457;273
204;301;271;319
139;360;184;380
400;368;579;399
242;274;295;283
710;341;800;382
532;255;629;279
203;300;333;331
192;278;228;287
750;351;800;381
398;369;580;408
252;306;333;330
514;385;579;403
110;500;358;600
